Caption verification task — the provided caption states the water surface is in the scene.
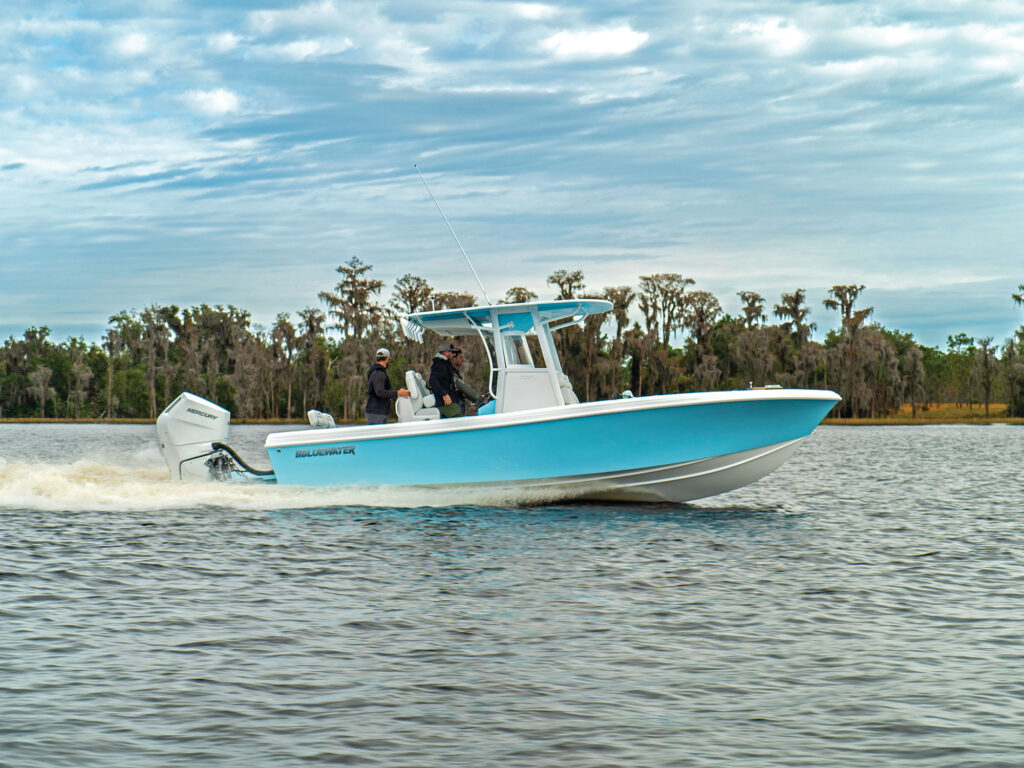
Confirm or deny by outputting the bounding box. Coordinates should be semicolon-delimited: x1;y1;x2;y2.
1;423;1022;766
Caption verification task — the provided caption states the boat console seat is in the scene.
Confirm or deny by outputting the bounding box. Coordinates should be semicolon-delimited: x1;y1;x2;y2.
557;372;580;405
307;409;336;428
397;370;441;422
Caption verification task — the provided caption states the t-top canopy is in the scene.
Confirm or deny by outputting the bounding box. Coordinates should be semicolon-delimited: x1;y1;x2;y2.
403;299;613;339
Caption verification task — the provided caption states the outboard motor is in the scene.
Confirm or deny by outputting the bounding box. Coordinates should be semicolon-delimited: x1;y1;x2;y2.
156;393;231;481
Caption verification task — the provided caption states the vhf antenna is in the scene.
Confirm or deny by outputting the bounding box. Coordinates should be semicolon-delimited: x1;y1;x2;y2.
414;164;492;305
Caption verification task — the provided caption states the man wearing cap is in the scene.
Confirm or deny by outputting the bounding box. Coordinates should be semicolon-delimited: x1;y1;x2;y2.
451;348;490;414
365;348;410;425
428;341;463;418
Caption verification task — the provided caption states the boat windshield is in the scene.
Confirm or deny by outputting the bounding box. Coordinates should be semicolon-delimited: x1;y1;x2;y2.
504;334;533;366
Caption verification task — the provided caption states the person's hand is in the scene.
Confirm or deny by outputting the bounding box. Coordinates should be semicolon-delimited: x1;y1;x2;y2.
442;394;452;405
398;388;410;398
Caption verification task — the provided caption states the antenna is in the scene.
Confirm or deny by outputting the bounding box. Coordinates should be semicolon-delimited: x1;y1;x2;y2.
414;164;492;305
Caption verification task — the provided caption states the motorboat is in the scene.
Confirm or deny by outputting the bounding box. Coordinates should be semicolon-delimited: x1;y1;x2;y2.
156;299;839;503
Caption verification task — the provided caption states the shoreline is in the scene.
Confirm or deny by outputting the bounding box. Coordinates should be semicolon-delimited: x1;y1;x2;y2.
821;417;1024;426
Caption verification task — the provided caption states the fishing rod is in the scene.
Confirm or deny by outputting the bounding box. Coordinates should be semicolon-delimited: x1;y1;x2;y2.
414;164;492;305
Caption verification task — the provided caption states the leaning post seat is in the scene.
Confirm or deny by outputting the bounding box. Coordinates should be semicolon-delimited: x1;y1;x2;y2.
396;370;441;422
556;372;580;405
307;409;336;428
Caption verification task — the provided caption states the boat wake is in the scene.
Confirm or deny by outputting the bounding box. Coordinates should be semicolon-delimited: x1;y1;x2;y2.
0;457;584;512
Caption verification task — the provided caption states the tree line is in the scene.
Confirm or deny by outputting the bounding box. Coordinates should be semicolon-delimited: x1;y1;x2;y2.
2;258;1023;420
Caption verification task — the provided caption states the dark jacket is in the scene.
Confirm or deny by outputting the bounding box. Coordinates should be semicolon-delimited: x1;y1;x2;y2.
428;354;456;403
451;369;466;409
366;363;399;416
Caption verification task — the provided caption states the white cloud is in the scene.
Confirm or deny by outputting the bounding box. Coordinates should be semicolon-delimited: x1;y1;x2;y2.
541;25;649;59
813;53;941;79
730;17;807;57
960;22;1024;53
512;3;557;21
16;17;101;37
183;88;241;116
13;74;38;94
244;0;356;61
369;34;432;85
955;23;1024;76
445;83;559;95
127;68;155;87
815;55;901;78
973;53;1020;73
58;66;87;83
248;10;278;36
209;32;242;53
566;65;674;104
114;32;148;57
247;0;345;35
842;23;947;49
268;37;354;61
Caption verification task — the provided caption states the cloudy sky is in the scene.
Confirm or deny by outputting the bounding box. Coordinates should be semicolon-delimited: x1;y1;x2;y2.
2;0;1024;348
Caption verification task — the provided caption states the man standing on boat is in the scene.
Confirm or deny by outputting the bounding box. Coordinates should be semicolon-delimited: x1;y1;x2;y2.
365;348;410;424
451;349;490;414
429;342;463;418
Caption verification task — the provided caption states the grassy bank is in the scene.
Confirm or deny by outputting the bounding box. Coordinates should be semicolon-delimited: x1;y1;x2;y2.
824;403;1024;425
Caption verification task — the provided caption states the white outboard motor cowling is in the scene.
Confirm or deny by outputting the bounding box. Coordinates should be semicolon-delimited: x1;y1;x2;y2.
156;393;231;481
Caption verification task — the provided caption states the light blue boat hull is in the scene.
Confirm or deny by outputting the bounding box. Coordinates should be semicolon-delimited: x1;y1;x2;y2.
263;390;839;502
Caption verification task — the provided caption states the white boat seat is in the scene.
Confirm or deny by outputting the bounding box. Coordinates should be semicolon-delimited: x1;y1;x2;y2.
307;409;336;428
556;372;579;405
397;370;441;422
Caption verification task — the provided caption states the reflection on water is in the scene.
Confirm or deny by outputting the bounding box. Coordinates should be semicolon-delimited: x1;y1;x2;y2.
1;423;1022;767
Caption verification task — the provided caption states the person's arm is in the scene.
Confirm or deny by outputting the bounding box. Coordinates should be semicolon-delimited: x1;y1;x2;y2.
370;369;398;400
455;375;485;404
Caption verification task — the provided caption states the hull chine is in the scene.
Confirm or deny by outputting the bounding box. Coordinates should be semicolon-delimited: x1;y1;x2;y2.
410;438;807;504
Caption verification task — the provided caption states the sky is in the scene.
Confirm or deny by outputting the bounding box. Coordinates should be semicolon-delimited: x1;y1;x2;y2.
2;0;1024;349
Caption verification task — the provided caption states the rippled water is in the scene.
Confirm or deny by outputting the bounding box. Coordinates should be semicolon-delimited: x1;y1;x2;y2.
1;423;1022;767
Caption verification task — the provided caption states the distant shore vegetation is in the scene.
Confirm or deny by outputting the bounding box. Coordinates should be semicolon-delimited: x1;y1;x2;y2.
2;260;1023;422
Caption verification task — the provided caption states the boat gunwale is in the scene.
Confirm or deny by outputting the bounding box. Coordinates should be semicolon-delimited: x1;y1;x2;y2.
263;388;840;449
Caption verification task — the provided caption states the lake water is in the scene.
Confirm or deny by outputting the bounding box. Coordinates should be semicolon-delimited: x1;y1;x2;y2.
1;423;1022;767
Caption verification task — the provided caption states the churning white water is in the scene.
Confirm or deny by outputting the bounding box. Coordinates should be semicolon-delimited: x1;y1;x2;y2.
0;423;582;512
